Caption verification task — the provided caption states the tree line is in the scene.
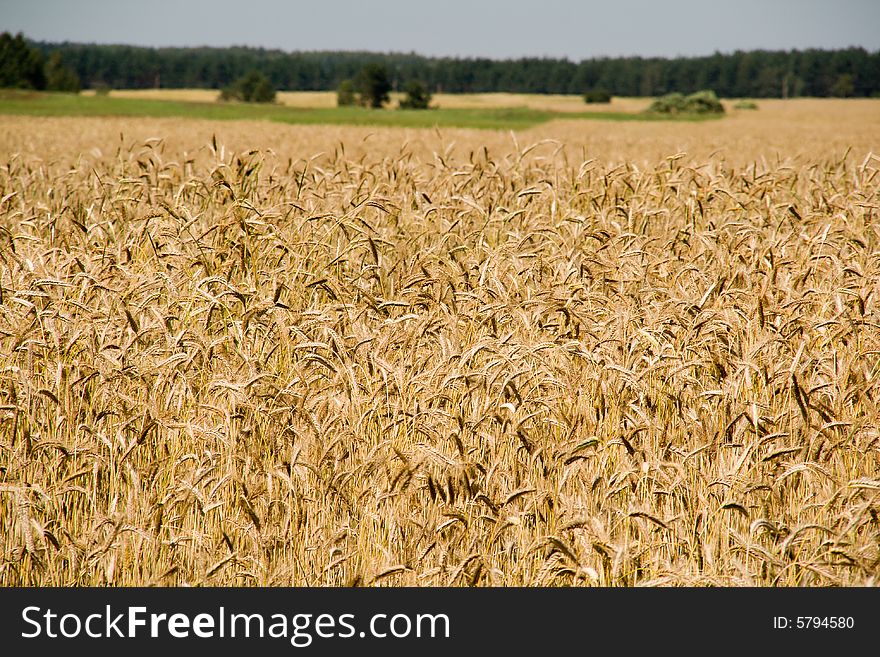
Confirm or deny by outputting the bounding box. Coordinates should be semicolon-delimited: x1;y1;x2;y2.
0;32;80;92
4;33;879;98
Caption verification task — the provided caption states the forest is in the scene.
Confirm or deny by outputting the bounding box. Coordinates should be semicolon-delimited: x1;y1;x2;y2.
3;33;879;97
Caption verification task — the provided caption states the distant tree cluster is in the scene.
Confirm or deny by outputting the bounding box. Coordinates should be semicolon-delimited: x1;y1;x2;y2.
44;52;81;92
0;32;80;92
337;64;432;109
219;71;276;103
0;32;45;89
9;35;880;99
337;63;392;108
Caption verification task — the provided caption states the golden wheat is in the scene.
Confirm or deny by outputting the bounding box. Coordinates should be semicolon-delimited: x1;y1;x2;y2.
1;99;879;586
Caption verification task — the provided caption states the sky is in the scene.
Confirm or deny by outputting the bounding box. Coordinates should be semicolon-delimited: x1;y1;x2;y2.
2;0;878;60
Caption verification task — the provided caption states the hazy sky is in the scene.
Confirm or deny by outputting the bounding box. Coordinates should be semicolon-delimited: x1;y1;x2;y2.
2;0;878;60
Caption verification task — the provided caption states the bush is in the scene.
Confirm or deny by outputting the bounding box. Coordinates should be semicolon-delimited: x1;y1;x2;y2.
647;92;685;113
734;100;758;110
93;82;111;96
648;90;724;114
337;79;357;106
219;71;276;104
685;90;725;113
398;80;432;109
584;89;611;104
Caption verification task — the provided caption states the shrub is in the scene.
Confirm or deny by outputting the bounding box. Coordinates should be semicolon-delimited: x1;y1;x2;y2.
337;79;357;107
734;100;758;110
398;80;432;109
648;90;724;114
685;90;725;113
584;89;611;104
647;92;685;113
219;71;276;104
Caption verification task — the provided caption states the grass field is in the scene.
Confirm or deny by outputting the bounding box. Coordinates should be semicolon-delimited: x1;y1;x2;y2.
1;97;879;586
104;88;656;114
0;89;721;130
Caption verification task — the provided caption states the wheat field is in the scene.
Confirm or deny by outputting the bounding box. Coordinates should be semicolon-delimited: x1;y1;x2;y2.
1;99;879;586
